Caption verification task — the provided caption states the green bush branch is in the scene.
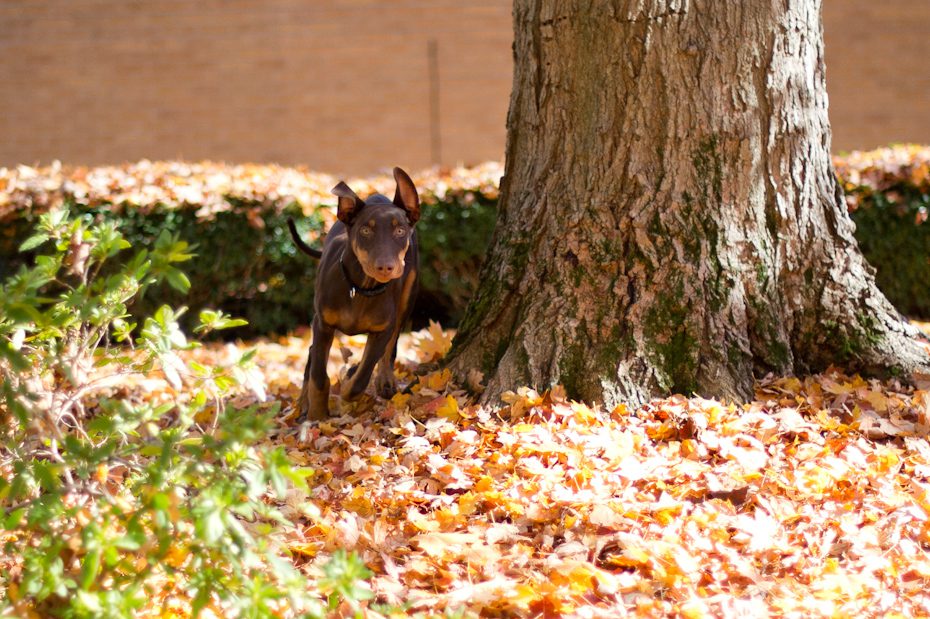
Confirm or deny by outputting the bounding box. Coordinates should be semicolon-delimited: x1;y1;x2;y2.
0;209;372;617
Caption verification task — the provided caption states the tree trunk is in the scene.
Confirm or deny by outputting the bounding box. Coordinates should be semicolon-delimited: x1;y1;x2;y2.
449;0;929;407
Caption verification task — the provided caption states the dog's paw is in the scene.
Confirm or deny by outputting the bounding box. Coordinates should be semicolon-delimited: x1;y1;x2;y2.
375;373;397;399
342;393;376;417
341;378;367;401
298;381;329;421
296;392;310;421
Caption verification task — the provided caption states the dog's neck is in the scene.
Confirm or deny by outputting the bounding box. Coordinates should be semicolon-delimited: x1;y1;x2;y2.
339;247;387;297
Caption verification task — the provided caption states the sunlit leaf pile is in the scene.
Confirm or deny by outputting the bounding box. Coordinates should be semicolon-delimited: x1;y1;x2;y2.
44;323;927;617
2;144;929;219
0;160;503;221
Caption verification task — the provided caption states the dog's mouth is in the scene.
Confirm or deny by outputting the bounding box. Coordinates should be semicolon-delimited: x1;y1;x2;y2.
363;265;402;283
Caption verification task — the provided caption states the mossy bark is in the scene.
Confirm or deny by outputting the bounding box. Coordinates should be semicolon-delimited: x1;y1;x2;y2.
448;0;929;406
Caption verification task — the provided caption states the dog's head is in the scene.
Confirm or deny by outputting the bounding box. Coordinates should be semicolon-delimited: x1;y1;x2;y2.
332;167;420;283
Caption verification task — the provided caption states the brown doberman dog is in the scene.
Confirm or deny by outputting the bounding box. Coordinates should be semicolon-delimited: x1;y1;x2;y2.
287;167;419;420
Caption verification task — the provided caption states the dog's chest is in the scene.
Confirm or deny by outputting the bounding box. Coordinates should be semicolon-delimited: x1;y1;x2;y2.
321;300;394;335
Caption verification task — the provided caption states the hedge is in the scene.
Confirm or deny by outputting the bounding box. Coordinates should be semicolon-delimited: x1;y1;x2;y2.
2;149;929;336
0;161;501;336
835;145;930;318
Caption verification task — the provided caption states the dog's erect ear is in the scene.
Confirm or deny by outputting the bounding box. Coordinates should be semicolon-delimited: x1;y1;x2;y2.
392;167;420;224
332;181;364;224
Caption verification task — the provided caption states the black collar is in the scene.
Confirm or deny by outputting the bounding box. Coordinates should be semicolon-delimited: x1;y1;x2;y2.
340;251;389;299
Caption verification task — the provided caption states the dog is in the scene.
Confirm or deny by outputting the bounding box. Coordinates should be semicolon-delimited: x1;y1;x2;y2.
287;167;419;420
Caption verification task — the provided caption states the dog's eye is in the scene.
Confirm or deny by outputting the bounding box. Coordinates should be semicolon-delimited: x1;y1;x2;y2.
394;227;407;238
359;226;372;237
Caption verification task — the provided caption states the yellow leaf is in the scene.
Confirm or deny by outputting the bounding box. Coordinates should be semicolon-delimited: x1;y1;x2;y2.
863;389;889;412
680;599;711;619
164;543;189;568
409;513;440;532
681;438;699;458
654;508;677;526
343;487;373;516
422;368;452;392
507;584;542;610
434;507;464;529
622;546;650;565
872;446;900;472
611;402;630;417
552;560;615;594
437;395;460;421
94;463;109;484
413;532;482;558
822;377;855;395
457;492;479;516
288;542;320;558
390;391;411;409
416;320;453;361
570;401;596;423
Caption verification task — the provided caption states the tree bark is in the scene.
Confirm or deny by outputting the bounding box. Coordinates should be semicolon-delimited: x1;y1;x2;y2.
448;0;929;407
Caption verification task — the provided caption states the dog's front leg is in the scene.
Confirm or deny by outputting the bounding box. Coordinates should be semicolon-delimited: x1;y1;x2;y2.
341;329;394;402
298;317;335;421
374;329;402;399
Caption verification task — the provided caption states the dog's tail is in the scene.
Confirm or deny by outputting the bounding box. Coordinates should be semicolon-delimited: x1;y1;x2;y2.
287;218;323;259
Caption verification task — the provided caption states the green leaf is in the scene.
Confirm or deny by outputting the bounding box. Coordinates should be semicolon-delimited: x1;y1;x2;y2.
79;548;102;590
19;233;50;251
3;507;26;529
202;508;225;544
165;268;191;293
240;348;258;364
0;339;30;372
33;460;60;492
75;590;103;613
115;524;145;552
195;309;248;333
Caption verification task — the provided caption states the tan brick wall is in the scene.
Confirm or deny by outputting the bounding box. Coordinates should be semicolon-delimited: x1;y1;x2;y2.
822;1;930;152
1;1;928;173
0;0;513;175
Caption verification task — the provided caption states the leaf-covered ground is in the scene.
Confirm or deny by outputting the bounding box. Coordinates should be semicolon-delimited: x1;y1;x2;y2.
126;323;930;617
6;153;930;616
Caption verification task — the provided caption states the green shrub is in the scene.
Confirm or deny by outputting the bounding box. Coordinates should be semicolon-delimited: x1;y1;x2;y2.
836;145;930;319
0;209;373;617
0;181;498;337
848;190;930;317
414;192;498;325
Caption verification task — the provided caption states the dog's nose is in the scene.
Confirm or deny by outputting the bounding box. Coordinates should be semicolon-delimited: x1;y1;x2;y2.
374;262;394;276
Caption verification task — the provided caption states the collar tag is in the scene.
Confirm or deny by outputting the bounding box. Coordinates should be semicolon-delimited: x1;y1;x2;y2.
349;287;356;299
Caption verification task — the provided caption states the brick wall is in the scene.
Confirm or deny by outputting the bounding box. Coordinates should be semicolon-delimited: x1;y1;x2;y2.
822;0;930;152
0;0;513;175
1;1;927;173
